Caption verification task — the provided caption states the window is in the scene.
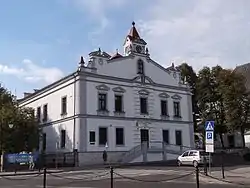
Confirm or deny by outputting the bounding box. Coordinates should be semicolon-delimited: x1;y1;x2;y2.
98;93;107;111
175;130;182;146
115;95;123;112
162;130;169;144
140;97;148;114
60;130;66;148
42;133;46;151
89;131;95;144
61;96;67;115
43;104;48;122
137;59;144;74
182;151;189;157
173;101;181;117
116;128;124;145
161;100;168;116
36;107;41;122
99;127;107;145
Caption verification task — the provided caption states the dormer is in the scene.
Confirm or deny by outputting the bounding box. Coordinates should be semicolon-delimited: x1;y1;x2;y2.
123;22;148;56
87;48;111;68
166;62;182;83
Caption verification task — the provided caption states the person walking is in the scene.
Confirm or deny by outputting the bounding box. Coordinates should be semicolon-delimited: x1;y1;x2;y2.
29;152;34;170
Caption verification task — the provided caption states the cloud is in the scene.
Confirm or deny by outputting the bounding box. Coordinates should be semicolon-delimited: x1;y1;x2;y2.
0;59;64;84
136;0;250;71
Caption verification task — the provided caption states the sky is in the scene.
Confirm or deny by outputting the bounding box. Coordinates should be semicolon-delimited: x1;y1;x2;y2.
1;0;250;98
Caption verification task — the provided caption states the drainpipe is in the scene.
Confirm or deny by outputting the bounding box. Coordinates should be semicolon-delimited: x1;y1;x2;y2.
73;73;77;151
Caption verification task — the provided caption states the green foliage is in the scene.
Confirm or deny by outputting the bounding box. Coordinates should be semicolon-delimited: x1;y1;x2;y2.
0;84;40;153
178;64;250;148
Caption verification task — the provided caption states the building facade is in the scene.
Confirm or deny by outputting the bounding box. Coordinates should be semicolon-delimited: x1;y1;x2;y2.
18;22;194;164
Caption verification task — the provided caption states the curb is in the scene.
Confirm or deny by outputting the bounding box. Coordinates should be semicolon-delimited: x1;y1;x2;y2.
0;170;64;177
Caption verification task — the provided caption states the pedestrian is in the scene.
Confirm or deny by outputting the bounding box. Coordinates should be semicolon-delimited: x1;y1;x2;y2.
103;150;107;164
29;152;34;170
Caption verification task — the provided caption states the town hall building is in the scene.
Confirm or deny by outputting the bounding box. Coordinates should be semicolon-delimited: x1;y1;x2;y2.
18;22;194;165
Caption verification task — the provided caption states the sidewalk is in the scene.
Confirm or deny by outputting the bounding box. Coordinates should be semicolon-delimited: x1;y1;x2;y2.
0;169;63;176
200;167;250;186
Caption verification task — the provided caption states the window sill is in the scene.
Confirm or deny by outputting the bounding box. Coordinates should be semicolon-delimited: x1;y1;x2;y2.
173;115;182;119
97;110;109;116
140;113;149;116
61;113;67;116
161;115;169;120
116;144;125;147
90;142;95;145
114;111;125;116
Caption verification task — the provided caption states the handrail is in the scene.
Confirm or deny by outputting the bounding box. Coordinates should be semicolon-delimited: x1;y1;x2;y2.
121;144;142;163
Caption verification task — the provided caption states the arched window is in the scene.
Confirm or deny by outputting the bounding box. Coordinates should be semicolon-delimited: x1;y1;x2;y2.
137;59;144;74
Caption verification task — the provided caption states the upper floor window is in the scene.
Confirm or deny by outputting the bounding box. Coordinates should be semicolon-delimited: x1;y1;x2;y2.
137;59;144;74
161;100;168;116
36;107;41;122
98;93;107;111
115;95;123;112
140;97;148;114
61;96;67;115
43;104;48;122
173;101;181;117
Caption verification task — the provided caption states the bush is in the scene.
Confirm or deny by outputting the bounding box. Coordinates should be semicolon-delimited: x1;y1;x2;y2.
243;153;250;161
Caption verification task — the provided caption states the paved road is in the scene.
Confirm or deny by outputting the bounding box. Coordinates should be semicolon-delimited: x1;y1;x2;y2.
0;166;236;188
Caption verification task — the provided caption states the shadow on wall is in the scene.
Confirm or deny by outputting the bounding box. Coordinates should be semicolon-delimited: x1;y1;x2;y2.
40;116;76;168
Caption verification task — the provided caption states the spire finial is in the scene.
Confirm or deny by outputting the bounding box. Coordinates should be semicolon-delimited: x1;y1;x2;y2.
80;56;84;64
132;21;135;27
116;49;118;54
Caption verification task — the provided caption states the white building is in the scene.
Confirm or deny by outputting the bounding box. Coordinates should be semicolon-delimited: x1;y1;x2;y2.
18;22;194;165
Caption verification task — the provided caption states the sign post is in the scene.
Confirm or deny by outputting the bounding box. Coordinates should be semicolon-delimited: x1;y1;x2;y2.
205;121;214;174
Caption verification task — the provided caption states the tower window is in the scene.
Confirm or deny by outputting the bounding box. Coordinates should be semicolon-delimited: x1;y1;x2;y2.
137;59;144;74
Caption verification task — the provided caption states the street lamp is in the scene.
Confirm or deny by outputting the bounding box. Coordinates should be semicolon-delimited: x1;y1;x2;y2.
8;124;13;129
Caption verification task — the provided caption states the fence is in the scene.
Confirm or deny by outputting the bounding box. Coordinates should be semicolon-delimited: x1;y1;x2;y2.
1;162;250;188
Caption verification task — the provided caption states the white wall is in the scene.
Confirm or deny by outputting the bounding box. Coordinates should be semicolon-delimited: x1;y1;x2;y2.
42;119;75;153
85;76;192;122
19;78;75;122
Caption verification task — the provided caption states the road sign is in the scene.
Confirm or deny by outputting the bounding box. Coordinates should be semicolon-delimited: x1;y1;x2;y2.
205;121;214;131
206;144;214;153
205;131;214;144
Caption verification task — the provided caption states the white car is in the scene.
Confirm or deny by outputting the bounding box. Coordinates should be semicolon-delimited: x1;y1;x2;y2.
177;150;211;167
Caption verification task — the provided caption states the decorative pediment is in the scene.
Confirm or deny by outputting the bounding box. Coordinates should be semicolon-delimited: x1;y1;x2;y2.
171;94;182;100
158;92;170;98
96;84;110;91
138;89;149;95
132;75;154;84
112;86;126;93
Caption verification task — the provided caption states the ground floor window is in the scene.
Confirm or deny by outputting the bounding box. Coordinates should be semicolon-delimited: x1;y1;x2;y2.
99;127;107;145
175;130;182;146
116;128;124;145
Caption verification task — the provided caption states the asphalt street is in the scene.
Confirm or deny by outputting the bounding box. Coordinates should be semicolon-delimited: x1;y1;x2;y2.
0;166;236;188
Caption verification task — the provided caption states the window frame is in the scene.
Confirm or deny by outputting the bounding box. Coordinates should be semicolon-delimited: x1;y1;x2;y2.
60;129;66;149
89;131;96;145
99;127;108;146
43;104;48;122
140;97;148;114
36;106;41;122
98;93;108;111
173;101;181;117
61;96;67;115
161;100;168;116
114;94;123;112
115;127;125;146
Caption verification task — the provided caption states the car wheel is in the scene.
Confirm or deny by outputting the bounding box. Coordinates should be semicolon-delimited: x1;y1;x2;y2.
177;160;182;166
193;160;198;167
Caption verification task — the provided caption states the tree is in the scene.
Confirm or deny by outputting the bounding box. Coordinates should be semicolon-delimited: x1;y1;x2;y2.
0;84;40;153
219;69;250;147
196;66;227;148
177;63;199;131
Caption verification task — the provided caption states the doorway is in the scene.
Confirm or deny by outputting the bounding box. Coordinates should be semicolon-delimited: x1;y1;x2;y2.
140;129;149;147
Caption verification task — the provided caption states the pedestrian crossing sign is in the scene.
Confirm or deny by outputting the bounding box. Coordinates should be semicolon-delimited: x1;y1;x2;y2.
205;121;214;131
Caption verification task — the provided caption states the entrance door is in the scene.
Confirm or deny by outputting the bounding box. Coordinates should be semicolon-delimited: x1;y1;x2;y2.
140;129;149;147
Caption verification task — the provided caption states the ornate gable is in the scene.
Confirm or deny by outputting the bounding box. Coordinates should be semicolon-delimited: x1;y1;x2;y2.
112;86;126;93
171;94;182;100
138;89;150;95
159;92;170;99
96;84;110;91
